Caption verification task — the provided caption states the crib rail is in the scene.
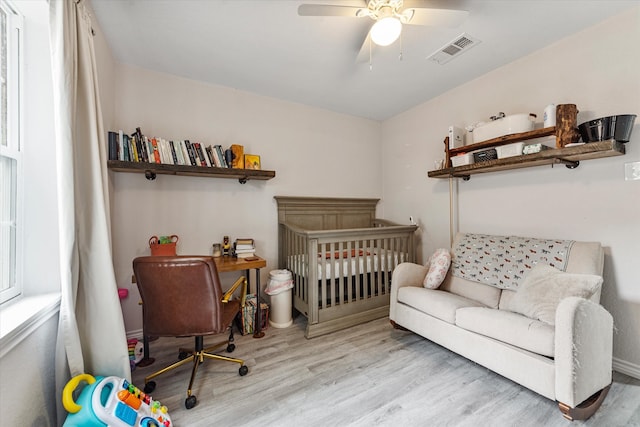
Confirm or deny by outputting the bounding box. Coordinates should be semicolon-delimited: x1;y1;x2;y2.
279;220;417;333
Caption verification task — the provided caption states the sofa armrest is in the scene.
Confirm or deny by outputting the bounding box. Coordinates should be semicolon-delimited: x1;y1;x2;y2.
555;296;613;408
389;262;428;321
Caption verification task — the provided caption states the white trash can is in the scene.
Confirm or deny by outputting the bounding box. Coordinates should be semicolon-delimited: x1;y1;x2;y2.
265;270;293;328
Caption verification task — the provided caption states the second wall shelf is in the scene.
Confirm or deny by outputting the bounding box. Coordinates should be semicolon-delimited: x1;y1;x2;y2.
428;140;625;180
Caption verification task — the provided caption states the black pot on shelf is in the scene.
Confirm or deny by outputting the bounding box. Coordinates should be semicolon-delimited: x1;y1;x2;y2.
578;114;637;143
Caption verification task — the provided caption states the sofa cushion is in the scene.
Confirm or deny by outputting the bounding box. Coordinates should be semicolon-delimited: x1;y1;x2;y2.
423;248;451;289
439;273;502;308
397;287;484;324
509;265;602;325
456;307;555;357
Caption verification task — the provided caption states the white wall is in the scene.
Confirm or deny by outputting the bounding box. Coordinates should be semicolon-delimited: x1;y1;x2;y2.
109;66;381;335
0;313;58;426
382;7;640;373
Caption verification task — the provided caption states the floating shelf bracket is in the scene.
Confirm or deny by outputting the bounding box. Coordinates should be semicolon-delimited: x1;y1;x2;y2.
556;158;580;169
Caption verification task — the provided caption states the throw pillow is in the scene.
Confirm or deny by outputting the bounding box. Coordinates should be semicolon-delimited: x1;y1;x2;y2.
423;248;451;289
509;265;602;325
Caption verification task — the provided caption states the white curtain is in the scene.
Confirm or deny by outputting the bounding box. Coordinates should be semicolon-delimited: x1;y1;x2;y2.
49;0;130;422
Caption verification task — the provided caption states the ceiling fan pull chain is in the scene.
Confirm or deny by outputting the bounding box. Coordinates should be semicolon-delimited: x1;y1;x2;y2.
399;32;403;61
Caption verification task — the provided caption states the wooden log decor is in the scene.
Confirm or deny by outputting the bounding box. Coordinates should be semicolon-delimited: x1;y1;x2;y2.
556;104;581;148
444;136;452;168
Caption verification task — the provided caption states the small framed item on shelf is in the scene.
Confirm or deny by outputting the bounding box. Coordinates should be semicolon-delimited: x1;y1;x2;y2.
244;154;261;170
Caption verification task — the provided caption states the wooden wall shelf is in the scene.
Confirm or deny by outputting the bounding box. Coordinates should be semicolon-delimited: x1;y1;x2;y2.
428;140;625;181
107;160;276;184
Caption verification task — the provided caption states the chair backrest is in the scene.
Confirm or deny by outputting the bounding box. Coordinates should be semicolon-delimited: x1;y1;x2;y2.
133;256;226;337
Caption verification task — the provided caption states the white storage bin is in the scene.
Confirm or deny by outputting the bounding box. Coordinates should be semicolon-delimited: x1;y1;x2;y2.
451;153;474;167
496;142;526;159
266;270;293;328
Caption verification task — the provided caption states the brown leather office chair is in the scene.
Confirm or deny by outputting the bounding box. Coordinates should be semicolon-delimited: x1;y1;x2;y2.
133;256;249;409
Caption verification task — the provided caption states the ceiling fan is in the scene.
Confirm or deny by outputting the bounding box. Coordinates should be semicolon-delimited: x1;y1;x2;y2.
298;0;469;57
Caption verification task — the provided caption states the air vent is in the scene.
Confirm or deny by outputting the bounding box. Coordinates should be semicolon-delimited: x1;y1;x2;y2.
427;33;481;65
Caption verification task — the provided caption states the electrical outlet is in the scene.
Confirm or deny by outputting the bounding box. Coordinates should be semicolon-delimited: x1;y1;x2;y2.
625;161;640;181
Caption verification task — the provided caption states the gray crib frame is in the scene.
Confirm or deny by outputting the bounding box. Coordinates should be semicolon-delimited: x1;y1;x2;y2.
275;196;417;338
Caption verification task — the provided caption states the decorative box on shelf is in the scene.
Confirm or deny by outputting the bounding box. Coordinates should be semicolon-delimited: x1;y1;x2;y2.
236;293;269;335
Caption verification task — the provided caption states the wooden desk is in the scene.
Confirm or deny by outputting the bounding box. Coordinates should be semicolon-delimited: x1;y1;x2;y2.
214;255;266;338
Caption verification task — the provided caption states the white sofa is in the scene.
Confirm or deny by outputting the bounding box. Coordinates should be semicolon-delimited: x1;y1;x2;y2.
389;233;613;421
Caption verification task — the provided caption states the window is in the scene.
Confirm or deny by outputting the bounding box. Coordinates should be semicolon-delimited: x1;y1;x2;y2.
0;1;22;305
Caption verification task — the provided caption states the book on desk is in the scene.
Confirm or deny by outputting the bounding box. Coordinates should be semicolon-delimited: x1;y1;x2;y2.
233;238;255;258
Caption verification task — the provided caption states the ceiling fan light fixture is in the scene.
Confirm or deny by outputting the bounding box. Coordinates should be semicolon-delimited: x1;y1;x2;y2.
370;16;402;46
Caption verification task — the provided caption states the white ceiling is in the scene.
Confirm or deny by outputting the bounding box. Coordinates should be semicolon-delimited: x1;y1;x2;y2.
89;0;639;121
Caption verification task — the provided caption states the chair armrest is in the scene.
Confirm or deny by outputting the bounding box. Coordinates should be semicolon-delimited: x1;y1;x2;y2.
222;276;248;307
555;296;613;407
389;262;428;321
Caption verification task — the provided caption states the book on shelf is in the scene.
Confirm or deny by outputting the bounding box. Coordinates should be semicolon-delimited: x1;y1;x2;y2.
123;134;131;161
151;138;161;163
134;127;149;163
169;140;179;165
130;135;139;162
108;131;118;160
118;130;125;161
206;145;220;167
205;145;217;167
177;141;187;165
157;138;167;163
184;140;197;166
199;143;212;167
146;137;154;163
214;145;228;168
194;143;208;167
179;140;190;166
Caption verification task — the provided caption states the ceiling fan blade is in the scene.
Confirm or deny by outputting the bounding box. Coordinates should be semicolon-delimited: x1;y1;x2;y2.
404;8;469;27
297;4;365;18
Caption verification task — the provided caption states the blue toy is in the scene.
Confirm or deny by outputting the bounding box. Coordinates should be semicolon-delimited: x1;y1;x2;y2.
62;374;172;427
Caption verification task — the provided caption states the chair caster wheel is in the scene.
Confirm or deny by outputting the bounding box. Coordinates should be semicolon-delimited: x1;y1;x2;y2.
226;343;235;353
178;351;189;360
143;381;156;394
185;395;197;409
239;365;249;376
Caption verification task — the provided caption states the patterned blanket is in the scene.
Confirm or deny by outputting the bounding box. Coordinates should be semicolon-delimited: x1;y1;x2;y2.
451;233;575;290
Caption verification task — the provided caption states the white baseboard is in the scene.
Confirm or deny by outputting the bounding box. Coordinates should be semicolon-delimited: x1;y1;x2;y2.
126;328;144;341
613;357;640;380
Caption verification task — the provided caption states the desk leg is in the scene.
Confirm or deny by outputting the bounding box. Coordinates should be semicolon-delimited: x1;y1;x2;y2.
253;267;265;338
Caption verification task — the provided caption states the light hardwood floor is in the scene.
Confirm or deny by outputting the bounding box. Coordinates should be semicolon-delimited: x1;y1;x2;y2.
132;316;640;427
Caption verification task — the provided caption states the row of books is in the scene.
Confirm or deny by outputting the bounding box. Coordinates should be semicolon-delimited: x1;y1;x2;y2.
107;127;251;169
233;238;256;258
